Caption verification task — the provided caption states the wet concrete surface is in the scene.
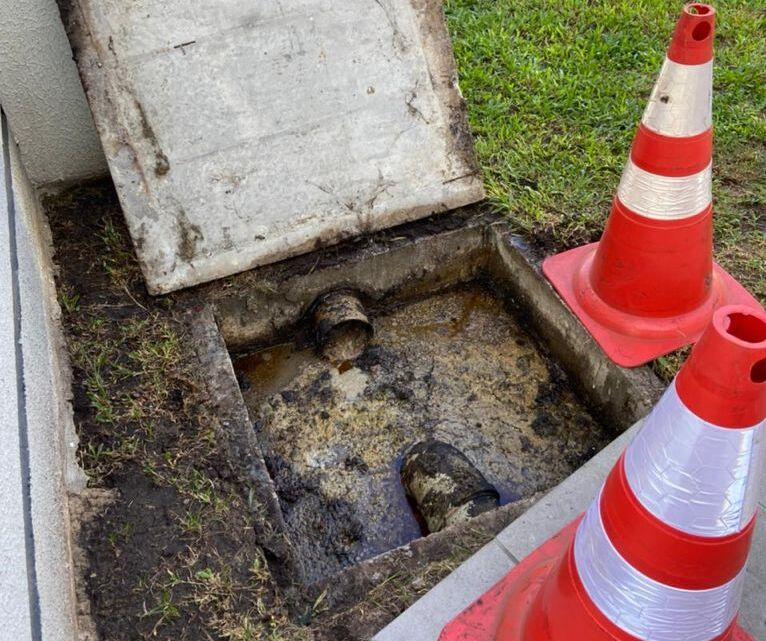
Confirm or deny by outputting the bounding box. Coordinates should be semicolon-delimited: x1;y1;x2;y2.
233;285;609;583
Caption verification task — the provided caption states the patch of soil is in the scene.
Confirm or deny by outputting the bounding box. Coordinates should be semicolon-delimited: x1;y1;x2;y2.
47;180;306;641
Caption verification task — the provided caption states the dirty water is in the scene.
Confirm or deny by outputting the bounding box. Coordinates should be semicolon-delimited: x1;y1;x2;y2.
233;286;608;582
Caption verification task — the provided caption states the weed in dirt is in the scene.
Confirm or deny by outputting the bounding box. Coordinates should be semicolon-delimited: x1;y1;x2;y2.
58;285;81;314
651;346;693;383
142;586;182;634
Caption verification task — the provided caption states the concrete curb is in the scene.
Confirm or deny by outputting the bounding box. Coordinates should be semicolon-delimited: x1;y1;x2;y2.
0;108;85;641
0;0;107;186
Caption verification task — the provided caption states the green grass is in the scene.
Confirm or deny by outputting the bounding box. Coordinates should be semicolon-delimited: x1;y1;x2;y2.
446;0;765;301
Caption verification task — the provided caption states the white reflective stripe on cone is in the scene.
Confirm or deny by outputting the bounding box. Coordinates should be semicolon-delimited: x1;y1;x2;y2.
642;58;713;138
624;382;766;537
575;497;745;641
616;160;711;220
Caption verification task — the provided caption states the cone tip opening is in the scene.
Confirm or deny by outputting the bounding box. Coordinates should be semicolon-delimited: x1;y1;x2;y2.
685;3;715;17
685;4;715;41
715;306;766;347
714;305;766;385
668;4;715;64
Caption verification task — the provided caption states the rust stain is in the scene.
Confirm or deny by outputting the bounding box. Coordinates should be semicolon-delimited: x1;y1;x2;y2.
134;99;170;177
175;207;203;261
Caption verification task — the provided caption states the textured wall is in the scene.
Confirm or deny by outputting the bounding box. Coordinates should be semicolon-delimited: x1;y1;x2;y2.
0;0;107;185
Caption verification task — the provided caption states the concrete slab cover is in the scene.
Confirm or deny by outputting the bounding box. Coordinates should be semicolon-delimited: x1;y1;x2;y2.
72;0;484;293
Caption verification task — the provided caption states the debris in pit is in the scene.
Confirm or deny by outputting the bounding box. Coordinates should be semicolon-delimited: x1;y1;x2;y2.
401;440;500;533
312;290;373;362
233;287;610;582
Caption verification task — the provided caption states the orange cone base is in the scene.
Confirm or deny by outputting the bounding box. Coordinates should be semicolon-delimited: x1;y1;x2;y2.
542;243;759;367
438;518;754;641
438;520;578;641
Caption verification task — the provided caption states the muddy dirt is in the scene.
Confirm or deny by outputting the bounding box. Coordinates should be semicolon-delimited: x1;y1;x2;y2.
46;181;308;641
234;287;609;583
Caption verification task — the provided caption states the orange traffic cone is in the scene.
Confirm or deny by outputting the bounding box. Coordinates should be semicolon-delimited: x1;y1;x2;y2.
542;3;758;367
440;304;766;641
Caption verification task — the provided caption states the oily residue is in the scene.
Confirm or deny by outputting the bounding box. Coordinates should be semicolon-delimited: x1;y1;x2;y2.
233;286;608;582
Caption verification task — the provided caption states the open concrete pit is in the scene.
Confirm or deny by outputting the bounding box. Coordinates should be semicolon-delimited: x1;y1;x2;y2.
234;285;606;583
190;210;663;616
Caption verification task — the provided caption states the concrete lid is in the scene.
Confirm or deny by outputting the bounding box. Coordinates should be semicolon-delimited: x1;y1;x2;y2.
71;0;484;293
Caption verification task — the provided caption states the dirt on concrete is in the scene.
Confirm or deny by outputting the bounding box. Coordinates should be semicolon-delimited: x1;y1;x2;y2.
306;495;538;640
